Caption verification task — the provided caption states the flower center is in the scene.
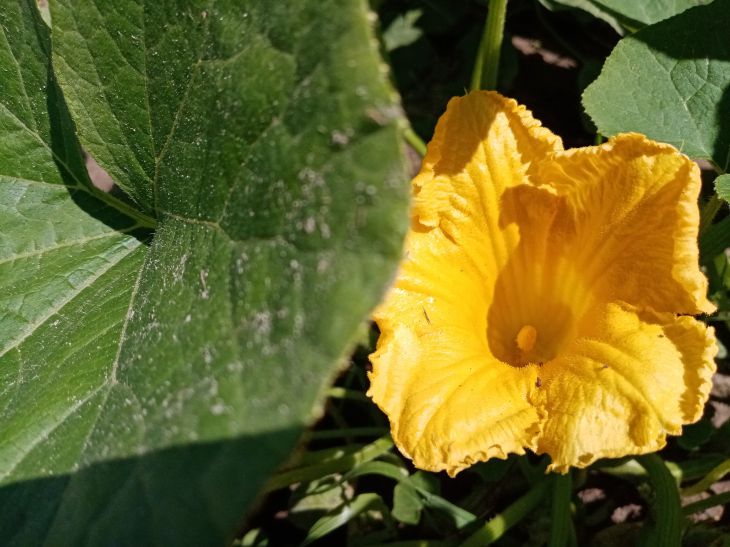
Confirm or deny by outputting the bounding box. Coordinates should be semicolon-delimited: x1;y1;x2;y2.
486;290;581;368
516;324;537;353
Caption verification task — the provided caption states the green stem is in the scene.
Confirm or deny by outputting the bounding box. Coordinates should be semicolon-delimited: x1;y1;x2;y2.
682;491;730;516
264;436;392;492
470;0;508;91
403;126;427;157
699;162;728;235
682;458;730;496
700;193;723;236
636;454;682;547
599;455;725;484
548;473;573;547
460;479;549;547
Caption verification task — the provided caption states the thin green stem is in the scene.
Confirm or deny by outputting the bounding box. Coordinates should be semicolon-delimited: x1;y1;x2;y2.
548;473;573;547
470;0;509;91
599;455;725;484
517;456;541;484
700;193;723;236
699;162;728;235
460;479;549;547
636;454;682;547
682;458;730;496
403;126;427;156
682;491;730;516
264;436;393;492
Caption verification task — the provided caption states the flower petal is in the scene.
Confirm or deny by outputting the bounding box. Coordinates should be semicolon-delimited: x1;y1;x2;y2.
534;133;714;315
411;91;562;276
369;319;539;476
369;228;541;475
369;91;560;475
533;302;716;472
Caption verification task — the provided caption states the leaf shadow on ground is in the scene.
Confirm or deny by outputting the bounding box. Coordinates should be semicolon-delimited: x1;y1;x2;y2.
0;427;302;547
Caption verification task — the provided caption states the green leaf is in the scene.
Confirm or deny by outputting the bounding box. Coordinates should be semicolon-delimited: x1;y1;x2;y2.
0;1;408;545
266;436;394;492
541;0;708;31
382;9;423;52
716;173;730;203
537;0;624;33
592;0;710;27
583;0;730;170
302;493;389;546
677;417;715;450
392;480;424;525
289;477;351;531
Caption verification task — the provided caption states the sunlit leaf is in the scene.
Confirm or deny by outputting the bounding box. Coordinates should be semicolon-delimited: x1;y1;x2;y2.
583;0;730;170
0;0;408;544
593;0;709;27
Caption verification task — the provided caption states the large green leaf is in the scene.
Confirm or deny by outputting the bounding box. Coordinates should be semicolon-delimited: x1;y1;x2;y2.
537;0;623;34
583;0;730;171
540;0;708;31
592;0;709;26
0;0;408;545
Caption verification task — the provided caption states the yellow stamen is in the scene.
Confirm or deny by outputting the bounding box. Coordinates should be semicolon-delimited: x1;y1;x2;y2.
516;325;537;353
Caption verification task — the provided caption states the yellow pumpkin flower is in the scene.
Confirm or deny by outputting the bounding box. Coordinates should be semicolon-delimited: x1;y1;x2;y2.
368;91;717;475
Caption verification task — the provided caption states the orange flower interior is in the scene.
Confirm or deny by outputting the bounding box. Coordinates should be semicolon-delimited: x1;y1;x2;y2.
368;91;717;475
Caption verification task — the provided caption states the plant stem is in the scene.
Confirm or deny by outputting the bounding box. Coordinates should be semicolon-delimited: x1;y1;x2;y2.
403;126;427;156
699;162;728;235
682;491;730;516
682;458;730;496
700;193;723;236
636;454;682;547
264;436;393;492
548;473;573;547
460;479;549;547
470;0;508;91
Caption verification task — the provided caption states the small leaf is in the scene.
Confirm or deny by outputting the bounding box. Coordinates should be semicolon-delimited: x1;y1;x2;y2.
583;0;730;170
289;477;352;531
382;9;423;51
715;173;730;203
302;493;388;546
392;481;424;525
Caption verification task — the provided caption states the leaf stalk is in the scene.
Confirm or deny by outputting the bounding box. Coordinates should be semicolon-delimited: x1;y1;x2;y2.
471;0;508;91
